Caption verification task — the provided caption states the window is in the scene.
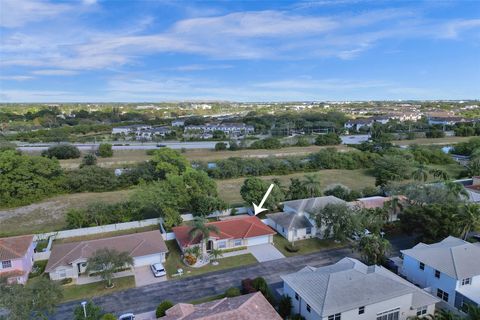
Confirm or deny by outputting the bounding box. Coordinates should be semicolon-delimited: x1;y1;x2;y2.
416;306;427;316
419;262;425;270
306;227;312;235
376;308;400;320
328;313;341;320
218;241;227;249
461;278;472;286
58;269;67;278
437;289;449;302
435;270;441;278
1;260;12;269
234;239;242;246
306;304;311;313
359;306;365;314
294;292;299;301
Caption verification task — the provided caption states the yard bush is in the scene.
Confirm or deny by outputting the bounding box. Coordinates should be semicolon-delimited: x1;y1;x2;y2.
101;314;117;320
184;254;197;266
241;278;256;294
284;244;299;253
65;166;118;192
60;278;73;285
225;287;241;297
42;144;81;159
98;143;113;157
29;260;48;278
215;142;227;151
315;132;341;146
156;300;174;318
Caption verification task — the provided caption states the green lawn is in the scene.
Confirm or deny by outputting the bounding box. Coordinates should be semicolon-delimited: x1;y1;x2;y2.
216;169;376;205
61;276;135;302
272;234;346;257
164;240;258;278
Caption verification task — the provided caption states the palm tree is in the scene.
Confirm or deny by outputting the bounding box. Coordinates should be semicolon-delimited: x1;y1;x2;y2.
209;248;223;261
412;164;429;182
445;181;469;199
465;303;480;320
188;217;220;255
86;248;133;288
384;196;404;222
456;203;480;240
302;174;322;198
429;168;450;181
358;234;391;265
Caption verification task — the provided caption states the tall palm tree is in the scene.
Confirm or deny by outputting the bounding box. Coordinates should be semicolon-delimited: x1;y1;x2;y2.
302;174;322;198
456;203;480;240
429;168;450;181
384;196;404;222
412;164;429;182
188;217;220;255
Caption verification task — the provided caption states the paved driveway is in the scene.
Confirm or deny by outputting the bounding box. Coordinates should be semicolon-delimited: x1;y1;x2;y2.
247;244;285;262
134;266;167;287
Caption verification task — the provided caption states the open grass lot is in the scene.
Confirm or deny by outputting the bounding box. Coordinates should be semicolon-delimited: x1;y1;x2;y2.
58;149;152;169
164;240;258;279
216;169;376;205
273;234;346;257
61;275;135;302
393;136;472;146
0;189;135;237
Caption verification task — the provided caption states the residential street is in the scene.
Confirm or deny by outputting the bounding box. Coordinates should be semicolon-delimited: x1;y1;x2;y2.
52;246;357;319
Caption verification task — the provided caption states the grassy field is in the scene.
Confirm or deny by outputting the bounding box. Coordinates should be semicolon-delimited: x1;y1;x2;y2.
0;189;135;237
273;235;346;257
164;240;258;279
59;150;151;169
216;169;376;205
61;275;135;302
393;136;472;146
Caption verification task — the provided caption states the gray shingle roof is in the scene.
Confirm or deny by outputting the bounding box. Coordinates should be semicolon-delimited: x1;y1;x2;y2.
266;212;313;230
401;236;480;279
281;257;439;317
281;196;346;215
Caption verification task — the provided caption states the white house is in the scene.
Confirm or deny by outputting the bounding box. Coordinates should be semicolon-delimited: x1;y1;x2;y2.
400;236;480;311
281;257;439;320
45;231;168;282
111;124;152;135
267;196;345;241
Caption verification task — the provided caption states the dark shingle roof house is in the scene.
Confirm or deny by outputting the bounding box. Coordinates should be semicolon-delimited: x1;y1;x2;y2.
159;292;282;320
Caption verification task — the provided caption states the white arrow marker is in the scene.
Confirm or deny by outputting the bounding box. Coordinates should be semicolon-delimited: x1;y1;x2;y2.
253;183;275;215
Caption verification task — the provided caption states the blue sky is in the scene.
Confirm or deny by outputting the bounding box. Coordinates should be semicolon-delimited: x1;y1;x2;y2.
0;0;479;102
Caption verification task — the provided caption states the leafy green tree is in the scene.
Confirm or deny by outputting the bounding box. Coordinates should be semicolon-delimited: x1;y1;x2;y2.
302;174;322;198
0;277;63;320
315;132;341;146
156;301;174;318
240;177;284;211
150;148;190;178
215;142;227;151
0;150;64;206
73;300;103;320
250;137;282;149
467;158;480;176
411;164;429;182
358;234;391;265
81;153;97;167
98;143;113;157
314;203;360;241
429;168;449;181
66;166;118;192
373;155;414;186
86;249;134;288
323;184;360;201
42;144;80;159
188;217;220;254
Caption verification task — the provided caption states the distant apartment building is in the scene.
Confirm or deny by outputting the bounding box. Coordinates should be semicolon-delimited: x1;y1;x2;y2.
399;236;480;311
344;116;389;131
111;124;152;135
427;116;473;126
282;257;439;320
112;125;171;140
184;123;254;137
171;119;185;127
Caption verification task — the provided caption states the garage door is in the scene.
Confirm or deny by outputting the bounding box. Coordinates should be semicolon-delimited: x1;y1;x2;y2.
247;235;270;246
134;254;163;267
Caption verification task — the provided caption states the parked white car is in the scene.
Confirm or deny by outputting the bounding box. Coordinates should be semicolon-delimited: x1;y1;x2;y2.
119;313;135;320
150;263;166;277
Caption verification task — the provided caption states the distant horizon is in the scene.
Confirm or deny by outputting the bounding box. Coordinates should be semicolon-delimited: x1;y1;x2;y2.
1;0;479;102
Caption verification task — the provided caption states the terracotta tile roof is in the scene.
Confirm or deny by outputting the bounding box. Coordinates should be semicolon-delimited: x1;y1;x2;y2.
173;216;275;248
160;292;282;320
45;230;167;272
0;235;33;260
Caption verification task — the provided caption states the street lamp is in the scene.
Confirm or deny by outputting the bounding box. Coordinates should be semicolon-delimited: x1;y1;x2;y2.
81;301;87;318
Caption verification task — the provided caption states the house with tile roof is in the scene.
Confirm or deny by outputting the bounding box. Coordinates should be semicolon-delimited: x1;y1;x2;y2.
45;230;168;282
400;236;480;310
159;292;282;320
281;257;439;320
266;196;345;242
0;235;34;284
172;216;275;252
348;195;407;222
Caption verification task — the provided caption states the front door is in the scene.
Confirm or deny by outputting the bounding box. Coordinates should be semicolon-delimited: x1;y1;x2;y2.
206;240;213;252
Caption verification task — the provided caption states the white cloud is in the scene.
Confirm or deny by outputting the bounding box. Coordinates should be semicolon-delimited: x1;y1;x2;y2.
0;0;71;28
31;69;78;76
0;75;34;81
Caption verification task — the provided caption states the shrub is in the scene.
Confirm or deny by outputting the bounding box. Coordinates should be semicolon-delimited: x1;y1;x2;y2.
81;153;97;167
225;287;241;297
184;254;197;266
98;143;113;157
250;137;282;149
101;314;117;320
241;278;256;294
156;300;174;318
60;278;73;285
66;166;118;192
285;244;299;253
229;141;240;151
215;142;227;151
42;144;80;159
278;295;292;319
315;132;341;146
